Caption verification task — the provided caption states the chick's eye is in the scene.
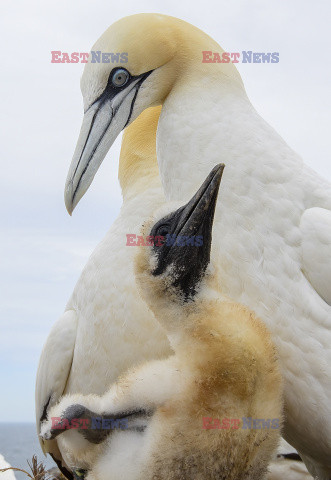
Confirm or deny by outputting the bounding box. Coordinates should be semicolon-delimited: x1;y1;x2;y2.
156;224;170;237
74;469;87;479
111;68;130;87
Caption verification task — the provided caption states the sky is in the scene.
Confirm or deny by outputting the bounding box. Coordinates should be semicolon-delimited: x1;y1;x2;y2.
0;0;330;422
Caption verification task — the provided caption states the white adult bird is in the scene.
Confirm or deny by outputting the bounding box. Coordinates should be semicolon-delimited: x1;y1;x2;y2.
63;14;331;479
35;107;170;478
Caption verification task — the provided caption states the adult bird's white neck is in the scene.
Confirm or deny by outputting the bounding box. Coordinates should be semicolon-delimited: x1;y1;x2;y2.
157;69;302;205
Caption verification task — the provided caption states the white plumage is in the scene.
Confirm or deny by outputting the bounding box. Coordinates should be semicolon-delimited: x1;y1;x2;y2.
59;14;331;479
155;53;331;480
0;455;16;480
268;440;313;480
268;460;312;480
300;207;331;305
35;107;170;473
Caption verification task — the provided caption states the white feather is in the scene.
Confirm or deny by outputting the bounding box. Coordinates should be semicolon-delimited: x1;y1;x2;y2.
0;455;16;480
300;207;331;305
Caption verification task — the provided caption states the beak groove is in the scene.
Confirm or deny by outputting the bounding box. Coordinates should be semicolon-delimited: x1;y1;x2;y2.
69;102;114;209
65;70;153;215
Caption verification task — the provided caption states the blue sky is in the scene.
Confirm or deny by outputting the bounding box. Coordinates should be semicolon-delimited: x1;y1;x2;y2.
1;0;330;422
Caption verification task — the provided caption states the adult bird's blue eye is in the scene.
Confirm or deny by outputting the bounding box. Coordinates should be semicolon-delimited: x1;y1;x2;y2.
111;68;130;87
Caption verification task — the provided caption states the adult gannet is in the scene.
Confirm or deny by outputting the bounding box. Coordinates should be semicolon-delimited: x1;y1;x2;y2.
41;165;283;480
35;106;171;478
63;14;331;479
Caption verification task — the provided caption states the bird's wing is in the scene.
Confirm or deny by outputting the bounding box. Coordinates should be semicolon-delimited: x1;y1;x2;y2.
300;208;331;305
35;309;78;477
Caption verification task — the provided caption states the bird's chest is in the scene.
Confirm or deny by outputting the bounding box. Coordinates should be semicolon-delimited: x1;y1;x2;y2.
157;96;304;306
211;196;301;294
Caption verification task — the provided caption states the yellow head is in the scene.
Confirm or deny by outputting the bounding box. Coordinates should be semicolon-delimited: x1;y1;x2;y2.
64;14;243;213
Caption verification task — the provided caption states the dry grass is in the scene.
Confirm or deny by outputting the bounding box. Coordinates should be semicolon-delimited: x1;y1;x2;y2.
0;455;52;480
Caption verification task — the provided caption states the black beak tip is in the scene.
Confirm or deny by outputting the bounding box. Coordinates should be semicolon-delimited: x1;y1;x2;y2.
205;163;225;201
212;163;225;184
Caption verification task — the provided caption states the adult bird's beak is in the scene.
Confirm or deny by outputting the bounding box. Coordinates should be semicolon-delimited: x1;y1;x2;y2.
151;163;225;299
64;72;151;214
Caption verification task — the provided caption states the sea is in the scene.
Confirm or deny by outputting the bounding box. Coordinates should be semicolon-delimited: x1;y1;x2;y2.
0;423;54;480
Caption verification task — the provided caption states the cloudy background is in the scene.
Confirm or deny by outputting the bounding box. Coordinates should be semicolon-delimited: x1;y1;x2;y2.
0;0;330;422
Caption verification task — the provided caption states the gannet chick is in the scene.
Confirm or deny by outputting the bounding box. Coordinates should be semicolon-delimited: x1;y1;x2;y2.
63;15;331;478
41;164;283;480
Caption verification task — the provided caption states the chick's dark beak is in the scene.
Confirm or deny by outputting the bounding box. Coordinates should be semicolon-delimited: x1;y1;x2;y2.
150;163;225;300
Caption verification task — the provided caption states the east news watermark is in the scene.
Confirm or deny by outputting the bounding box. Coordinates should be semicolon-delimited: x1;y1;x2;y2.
50;416;280;431
126;234;204;247
51;417;129;430
202;417;281;430
50;50;279;64
202;51;279;63
51;51;128;64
